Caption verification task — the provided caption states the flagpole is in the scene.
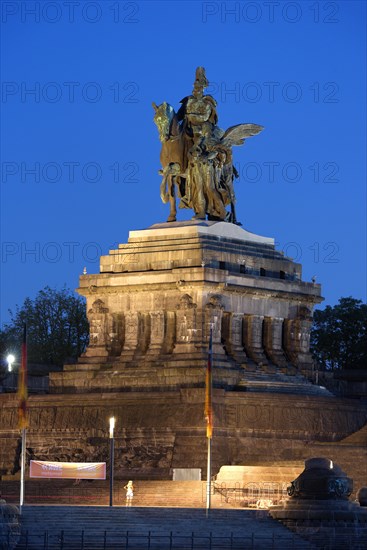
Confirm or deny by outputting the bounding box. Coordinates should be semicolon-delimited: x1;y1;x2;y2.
20;428;26;510
18;323;28;514
206;433;211;515
205;325;213;516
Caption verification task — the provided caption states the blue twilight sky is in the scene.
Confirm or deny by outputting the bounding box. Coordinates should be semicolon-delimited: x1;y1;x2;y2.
0;0;366;327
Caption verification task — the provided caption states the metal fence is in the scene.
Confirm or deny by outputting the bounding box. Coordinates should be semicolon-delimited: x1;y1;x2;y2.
213;481;289;508
1;529;319;550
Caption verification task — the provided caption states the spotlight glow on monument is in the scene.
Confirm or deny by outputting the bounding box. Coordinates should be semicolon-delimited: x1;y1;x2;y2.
109;416;115;507
109;416;115;439
6;354;15;372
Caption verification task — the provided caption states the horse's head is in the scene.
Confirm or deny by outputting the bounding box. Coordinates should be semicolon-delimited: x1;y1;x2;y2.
153;101;176;143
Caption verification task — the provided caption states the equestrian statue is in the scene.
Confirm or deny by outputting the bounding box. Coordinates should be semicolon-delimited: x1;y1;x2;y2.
153;67;264;224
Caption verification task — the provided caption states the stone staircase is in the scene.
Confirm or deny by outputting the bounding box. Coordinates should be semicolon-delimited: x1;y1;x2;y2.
1;480;240;508
125;480;206;508
237;369;334;396
13;505;315;549
1;480;255;509
1;481;207;508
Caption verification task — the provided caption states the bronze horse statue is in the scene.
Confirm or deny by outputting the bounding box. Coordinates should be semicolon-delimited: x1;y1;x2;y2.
153;99;264;224
152;101;187;222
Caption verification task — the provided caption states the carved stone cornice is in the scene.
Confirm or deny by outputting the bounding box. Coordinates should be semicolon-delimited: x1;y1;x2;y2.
78;282;322;312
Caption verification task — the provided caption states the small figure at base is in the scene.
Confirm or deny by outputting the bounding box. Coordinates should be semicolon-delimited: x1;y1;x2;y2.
124;480;134;507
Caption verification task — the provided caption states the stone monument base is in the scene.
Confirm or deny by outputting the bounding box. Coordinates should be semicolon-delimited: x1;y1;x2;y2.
0;222;366;499
50;221;323;393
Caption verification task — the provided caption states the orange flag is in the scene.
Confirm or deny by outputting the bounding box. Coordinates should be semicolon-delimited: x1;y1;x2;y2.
204;328;213;439
18;324;28;429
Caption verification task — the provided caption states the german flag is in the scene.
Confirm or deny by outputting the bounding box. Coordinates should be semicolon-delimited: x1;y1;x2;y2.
204;328;213;439
18;324;28;430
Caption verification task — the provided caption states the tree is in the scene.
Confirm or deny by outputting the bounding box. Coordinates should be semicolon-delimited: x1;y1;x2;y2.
0;286;89;368
310;297;367;371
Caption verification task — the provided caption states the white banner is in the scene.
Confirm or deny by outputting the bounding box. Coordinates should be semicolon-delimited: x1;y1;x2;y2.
29;460;106;479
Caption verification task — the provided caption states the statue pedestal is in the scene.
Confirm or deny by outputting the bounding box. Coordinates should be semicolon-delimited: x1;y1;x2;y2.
50;220;322;393
39;222;366;485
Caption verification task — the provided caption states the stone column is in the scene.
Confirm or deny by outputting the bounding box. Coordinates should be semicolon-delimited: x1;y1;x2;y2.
298;319;314;375
147;310;166;355
223;313;247;364
263;317;287;367
174;294;198;354
106;313;123;357
283;319;313;375
204;295;226;355
84;299;109;358
243;314;268;366
122;311;140;353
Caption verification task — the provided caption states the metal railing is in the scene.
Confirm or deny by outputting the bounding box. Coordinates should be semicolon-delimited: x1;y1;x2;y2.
212;481;289;508
1;529;319;550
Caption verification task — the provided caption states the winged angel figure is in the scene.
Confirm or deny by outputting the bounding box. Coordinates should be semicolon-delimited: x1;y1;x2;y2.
153;68;263;224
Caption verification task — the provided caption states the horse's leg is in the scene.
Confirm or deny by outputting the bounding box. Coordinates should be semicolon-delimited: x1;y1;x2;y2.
167;175;177;222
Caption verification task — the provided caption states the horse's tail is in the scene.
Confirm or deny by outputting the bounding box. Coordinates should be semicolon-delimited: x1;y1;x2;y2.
160;173;169;204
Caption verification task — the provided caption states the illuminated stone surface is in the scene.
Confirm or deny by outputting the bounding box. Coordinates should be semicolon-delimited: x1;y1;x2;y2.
0;222;366;496
50;221;321;392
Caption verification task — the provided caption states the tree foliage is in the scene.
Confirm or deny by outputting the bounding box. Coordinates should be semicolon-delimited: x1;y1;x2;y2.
0;286;89;368
310;297;367;371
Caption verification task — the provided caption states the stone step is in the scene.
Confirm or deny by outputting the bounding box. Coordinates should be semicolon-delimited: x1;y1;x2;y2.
1;481;207;508
1;477;306;509
244;384;329;395
237;377;333;396
14;506;315;549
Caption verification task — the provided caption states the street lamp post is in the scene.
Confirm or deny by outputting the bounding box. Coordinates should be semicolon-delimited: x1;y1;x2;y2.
6;354;15;373
109;417;115;507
